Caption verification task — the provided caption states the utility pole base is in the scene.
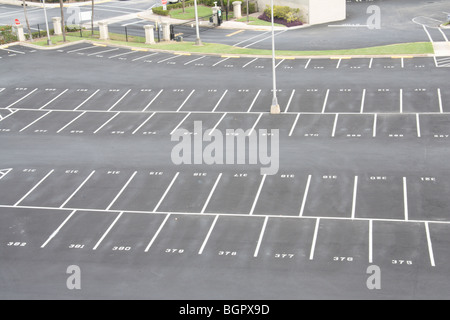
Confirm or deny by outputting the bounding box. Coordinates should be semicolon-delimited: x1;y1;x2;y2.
195;38;203;46
270;104;281;114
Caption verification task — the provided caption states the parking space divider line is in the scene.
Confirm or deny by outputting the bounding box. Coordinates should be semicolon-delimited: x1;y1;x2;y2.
109;51;135;59
57;112;86;133
373;114;378;138
132;52;159;62
14;169;55;207
352;176;358;219
248;113;263;136
93;211;124;250
108;89;131;111
19;110;52;132
425;222;436;267
0;109;17;123
309;218;320;260
60;170;96;208
5;88;38;109
438;28;449;42
209;113;227;135
242;58;258;68
212;57;230;67
145;214;171;252
331;113;339;137
201;173;223;214
39;89;69;110
157;55;179;64
0;88;5;93
153;172;180;212
93;112;120;134
305;59;311;69
369;58;373;69
40;210;77;248
336;58;342;69
211;90;228;112
67;46;96;54
74;89;100;111
423;25;434;43
106;171;137;211
438;88;443;113
400;89;403;113
369;219;373;264
289;113;300;137
322;89;330;114
87;48;119;57
177;89;196;112
401;57;404;69
198;215;219;255
142;89;163;112
403;177;409;221
254;216;269;257
249;174;267;216
416;113;421;138
132;112;155;134
284;89;296;113
247;90;262;113
299;175;312;217
360;89;366;114
170;113;191;135
184;55;205;65
433;56;439;68
275;59;285;69
233;31;270;47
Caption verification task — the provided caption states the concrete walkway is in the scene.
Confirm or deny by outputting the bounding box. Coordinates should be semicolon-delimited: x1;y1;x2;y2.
433;41;450;56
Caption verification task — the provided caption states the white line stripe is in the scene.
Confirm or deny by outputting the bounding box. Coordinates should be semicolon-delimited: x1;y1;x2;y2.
416;113;421;138
67;46;96;53
209;113;227;135
142;89;163;112
157;55;179;64
132;112;155;134
360;89;366;114
131;52;158;62
201;173;222;214
211;90;228;112
0;109;17;123
170;113;191;135
438;88;443;113
351;176;358;219
248;113;263;136
105;171;137;211
249;174;267;215
177;89;195;112
93;112;120;134
433;56;439;67
212;57;229;67
14;170;54;206
400;89;403;113
369;219;373;264
39;89;68;110
331;113;339;137
145;214;171;252
109;51;135;59
275;59;285;69
19;111;52;132
233;31;270;47
289;113;300;137
153;173;179;212
322;89;330;113
57;112;85;133
0;88;5;93
305;59;311;69
401;57;404;69
108;89;131;111
309;218;320;260
425;222;436;267
423;25;434;43
439;28;449;42
403;177;409;221
299;175;312;217
41;210;77;248
373;114;378;138
284;89;296;113
87;48;119;56
74;89;100;111
242;58;258;68
243;30;287;48
5;88;37;109
247;89;262;113
198;215;219;255
336;58;342;69
184;55;205;65
121;20;145;26
60;171;96;208
93;212;124;250
254;216;269;257
369;58;373;69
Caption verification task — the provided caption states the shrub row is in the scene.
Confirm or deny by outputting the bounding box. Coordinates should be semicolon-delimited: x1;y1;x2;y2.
259;5;303;27
0;25;17;44
152;0;256;17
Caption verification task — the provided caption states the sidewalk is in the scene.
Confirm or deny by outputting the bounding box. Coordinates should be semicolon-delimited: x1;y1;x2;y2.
433;41;450;56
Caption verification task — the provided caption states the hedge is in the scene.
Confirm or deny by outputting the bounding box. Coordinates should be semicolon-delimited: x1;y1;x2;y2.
0;25;18;44
263;5;301;23
152;0;257;17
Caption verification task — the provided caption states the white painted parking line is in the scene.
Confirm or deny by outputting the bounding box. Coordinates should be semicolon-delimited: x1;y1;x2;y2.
233;31;270;47
249;174;267;216
67;46;96;54
132;112;155;134
425;222;436;267
309;218;320;260
299;175;311;217
242;30;287;48
19;111;52;132
14;170;55;207
0;47;25;54
153;172;180;212
438;88;443;113
108;89;131;111
211;90;228;112
284;89;296;113
360;89;366;114
41;210;77;248
74;89;100;111
0;168;12;180
369;58;373;69
0;109;17;123
423;25;434;43
248;113;263;136
0;88;5;93
87;48;119;56
275;59;285;69
403;177;409;221
352;176;358;219
433;56;438;68
157;55;179;64
201;173;222;214
57;112;86;133
254;216;269;257
331;113;339;137
305;59;311;69
336;58;342;69
322;89;330;113
93;211;124;250
170;113;191;135
209;112;227;135
373;114;377;138
247;90;262;113
184;55;205;65
288;113;301;137
142;89;163;112
39;89;69;110
242;58;258;68
60;171;96;208
198;215;219;255
145;214;171;252
439;28;449;42
212;57;230;67
401;57;404;69
177;89;195;112
109;51;135;59
121;20;145;27
400;89;403;113
131;53;158;62
106;171;137;210
5;88;38;109
416;113;421;138
93;113;120;134
369;219;373;264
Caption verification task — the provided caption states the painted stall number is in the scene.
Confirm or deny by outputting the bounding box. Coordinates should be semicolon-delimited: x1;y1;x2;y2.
107;171;121;175
143;132;157;135
421;177;436;182
7;242;27;247
69;244;85;249
275;254;295;259
392;260;412;265
333;257;354;262
165;249;184;254
370;176;387;181
218;251;237;256
112;246;131;251
234;174;248;177
280;174;295;178
194;173;207;177
323;175;338;180
150;172;163;175
304;134;319;137
23;169;36;173
65;170;79;174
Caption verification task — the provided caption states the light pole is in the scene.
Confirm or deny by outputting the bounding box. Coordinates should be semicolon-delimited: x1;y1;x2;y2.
42;0;52;45
193;0;202;46
270;0;280;114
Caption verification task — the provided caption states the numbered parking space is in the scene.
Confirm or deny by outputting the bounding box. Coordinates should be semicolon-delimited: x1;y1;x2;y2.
93;113;152;135
250;89;296;113
214;113;261;133
107;89;162;112
215;89;263;113
0;110;49;132
419;114;450;138
338;58;371;70
253;113;297;136
19;111;83;134
43;89;101;111
371;58;401;70
334;114;374;138
173;89;224;112
131;112;187;136
290;114;335;138
284;89;327;113
57;112;118;135
325;89;364;113
76;89;132;111
376;114;418;138
364;88;400;113
428;223;450;270
0;88;38;109
144;89;195;112
403;88;441;113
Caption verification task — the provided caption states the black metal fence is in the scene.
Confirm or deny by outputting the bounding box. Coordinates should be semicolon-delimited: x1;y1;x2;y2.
170;15;214;41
